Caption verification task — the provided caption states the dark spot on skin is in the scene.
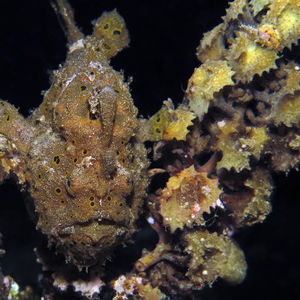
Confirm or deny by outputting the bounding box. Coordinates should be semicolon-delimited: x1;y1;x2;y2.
53;155;60;164
81;86;86;91
104;24;109;29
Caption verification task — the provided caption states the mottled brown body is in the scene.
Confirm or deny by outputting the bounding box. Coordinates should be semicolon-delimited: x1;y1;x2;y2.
0;0;298;298
0;1;148;268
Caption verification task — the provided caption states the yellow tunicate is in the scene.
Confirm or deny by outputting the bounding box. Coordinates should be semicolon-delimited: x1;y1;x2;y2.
227;32;278;82
277;8;299;44
187;60;235;119
184;230;247;285
93;10;129;59
149;107;171;141
263;0;300;49
163;108;196;141
158;165;222;232
249;0;272;16
275;91;300;127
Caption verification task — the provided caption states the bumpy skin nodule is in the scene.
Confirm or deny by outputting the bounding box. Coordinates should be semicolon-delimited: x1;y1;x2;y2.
0;4;148;269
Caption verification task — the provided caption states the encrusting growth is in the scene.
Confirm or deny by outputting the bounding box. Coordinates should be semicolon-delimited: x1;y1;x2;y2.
0;0;299;299
121;0;299;297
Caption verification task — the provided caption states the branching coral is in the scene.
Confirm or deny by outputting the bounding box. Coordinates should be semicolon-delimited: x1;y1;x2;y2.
0;0;299;299
131;0;299;297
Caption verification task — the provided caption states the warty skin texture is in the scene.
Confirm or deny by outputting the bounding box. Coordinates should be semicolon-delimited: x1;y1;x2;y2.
0;0;149;270
0;0;298;300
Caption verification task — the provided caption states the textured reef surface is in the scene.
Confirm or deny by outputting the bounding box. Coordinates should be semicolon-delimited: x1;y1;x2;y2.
0;0;299;299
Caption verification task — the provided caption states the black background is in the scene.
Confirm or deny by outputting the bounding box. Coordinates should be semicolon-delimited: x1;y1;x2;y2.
0;1;299;299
